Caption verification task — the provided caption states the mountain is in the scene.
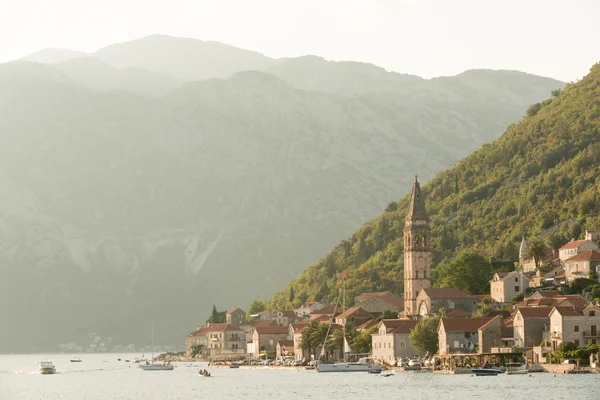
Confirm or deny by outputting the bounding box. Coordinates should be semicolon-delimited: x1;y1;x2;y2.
267;63;600;311
52;57;182;96
93;34;276;81
21;48;87;64
0;56;563;352
265;55;423;95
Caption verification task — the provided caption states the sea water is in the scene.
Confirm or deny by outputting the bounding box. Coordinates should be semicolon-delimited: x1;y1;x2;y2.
0;353;598;400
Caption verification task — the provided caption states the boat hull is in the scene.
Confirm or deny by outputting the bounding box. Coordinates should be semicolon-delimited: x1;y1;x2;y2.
317;363;382;373
472;368;503;376
39;368;56;375
139;365;174;371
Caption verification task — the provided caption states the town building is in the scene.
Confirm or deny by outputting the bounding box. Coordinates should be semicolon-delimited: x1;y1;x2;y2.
558;239;598;262
585;229;600;242
563;250;600;282
513;307;551;347
354;292;404;315
204;323;247;354
371;319;421;362
294;302;324;317
226;307;246;325
251;325;290;358
335;306;373;327
477;315;503;354
309;305;342;320
415;288;478;317
276;340;295;361
438;317;493;355
490;271;529;303
403;176;431;315
288;322;308;361
549;303;600;349
185;326;209;356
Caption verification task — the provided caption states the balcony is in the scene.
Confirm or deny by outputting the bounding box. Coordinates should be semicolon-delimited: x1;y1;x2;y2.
551;332;561;339
583;331;600;338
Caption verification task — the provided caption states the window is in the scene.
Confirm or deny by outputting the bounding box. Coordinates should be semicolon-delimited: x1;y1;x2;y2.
453;341;460;348
590;311;596;317
574;325;579;332
515;277;519;282
400;342;405;349
575;340;580;347
514;286;519;292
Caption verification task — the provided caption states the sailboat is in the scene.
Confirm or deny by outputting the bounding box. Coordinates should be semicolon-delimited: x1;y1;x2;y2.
317;281;382;373
139;317;174;371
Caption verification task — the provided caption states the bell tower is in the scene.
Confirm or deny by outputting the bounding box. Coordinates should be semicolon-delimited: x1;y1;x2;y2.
403;176;431;315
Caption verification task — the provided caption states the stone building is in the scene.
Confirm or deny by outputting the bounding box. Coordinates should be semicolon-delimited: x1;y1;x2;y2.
294;302;324;317
489;271;529;303
477;316;503;354
226;307;246;325
438;317;493;355
415;288;478;317
335;306;373;327
251;325;290;357
403;176;431;315
549;303;600;349
563;250;600;282
558;239;598;262
371;319;421;363
513;307;551;347
355;292;404;315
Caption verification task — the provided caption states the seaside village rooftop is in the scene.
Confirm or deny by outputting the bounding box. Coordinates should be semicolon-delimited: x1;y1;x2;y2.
185;178;600;370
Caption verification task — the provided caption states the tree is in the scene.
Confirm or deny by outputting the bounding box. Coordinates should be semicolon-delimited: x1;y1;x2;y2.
246;300;266;320
379;310;399;320
211;305;218;322
191;344;204;358
410;316;440;354
512;293;524;302
589;268;599;282
289;286;295;305
571;278;596;294
434;250;494;294
525;238;547;270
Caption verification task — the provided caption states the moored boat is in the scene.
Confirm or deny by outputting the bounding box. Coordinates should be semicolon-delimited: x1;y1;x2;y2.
38;361;56;375
139;317;174;371
317;357;382;373
472;363;504;376
70;357;82;363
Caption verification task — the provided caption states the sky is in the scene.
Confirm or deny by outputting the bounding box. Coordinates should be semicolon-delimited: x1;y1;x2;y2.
0;0;599;81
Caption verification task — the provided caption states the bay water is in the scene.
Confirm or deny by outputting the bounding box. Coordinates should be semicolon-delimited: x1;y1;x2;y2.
0;353;598;399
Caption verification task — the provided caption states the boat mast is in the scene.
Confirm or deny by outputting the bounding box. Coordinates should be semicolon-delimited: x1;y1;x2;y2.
343;280;346;363
151;316;154;364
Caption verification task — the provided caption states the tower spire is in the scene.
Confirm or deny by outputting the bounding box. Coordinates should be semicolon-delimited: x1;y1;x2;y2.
406;176;428;223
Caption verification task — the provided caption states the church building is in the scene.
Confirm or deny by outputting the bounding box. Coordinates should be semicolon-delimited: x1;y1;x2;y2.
403;176;431;315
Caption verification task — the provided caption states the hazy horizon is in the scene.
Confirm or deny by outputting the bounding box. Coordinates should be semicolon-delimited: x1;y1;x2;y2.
2;0;599;82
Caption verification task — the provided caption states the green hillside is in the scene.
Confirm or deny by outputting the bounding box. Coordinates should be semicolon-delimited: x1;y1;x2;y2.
268;63;600;310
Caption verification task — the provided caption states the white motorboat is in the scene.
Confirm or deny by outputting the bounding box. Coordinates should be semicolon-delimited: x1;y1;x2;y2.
38;361;56;374
70;357;82;363
317;357;382;373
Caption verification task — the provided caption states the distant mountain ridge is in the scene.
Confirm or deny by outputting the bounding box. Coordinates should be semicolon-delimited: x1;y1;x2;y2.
0;36;564;353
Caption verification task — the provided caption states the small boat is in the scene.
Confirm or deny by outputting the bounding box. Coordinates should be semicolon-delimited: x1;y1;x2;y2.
38;361;56;375
199;369;211;377
229;364;240;369
70;357;82;363
317;357;383;373
139;317;174;372
472;363;504;376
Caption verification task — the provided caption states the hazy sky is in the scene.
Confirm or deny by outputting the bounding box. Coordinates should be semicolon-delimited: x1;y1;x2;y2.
1;0;598;81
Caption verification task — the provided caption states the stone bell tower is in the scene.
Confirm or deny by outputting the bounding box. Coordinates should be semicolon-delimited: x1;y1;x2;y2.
403;176;431;315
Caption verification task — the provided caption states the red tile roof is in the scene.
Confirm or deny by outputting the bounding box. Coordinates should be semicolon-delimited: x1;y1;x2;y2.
254;325;290;335
446;309;471;318
277;340;294;347
355;291;395;301
516;307;552;318
389;320;419;334
529;290;562;299
552;306;583;317
312;315;332;322
560;239;592;250
564;249;600;262
440;317;493;332
289;323;308;333
472;294;492;302
254;320;275;327
357;319;379;331
478;315;502;330
422;288;472;299
310;305;343;317
336;306;372;319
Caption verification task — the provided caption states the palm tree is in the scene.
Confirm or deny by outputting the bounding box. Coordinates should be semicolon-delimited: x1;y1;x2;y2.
526;237;547;270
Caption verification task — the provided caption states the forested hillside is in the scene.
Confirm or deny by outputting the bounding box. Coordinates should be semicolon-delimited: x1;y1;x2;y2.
268;63;600;310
